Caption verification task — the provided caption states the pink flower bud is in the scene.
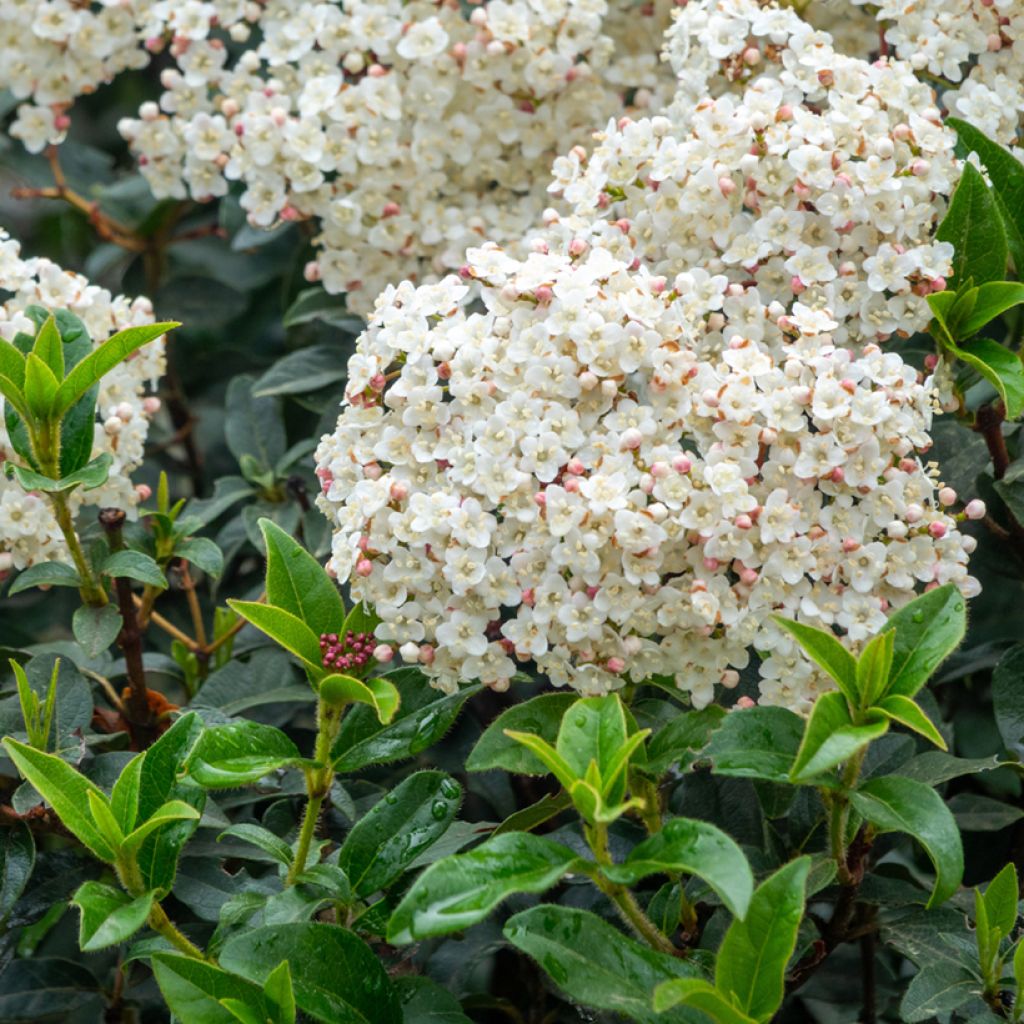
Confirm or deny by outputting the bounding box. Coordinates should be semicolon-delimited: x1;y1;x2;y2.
419;645;435;665
721;669;740;689
135;484;152;501
735;696;757;709
905;503;923;523
703;557;719;571
534;285;553;303
606;657;626;673
672;455;692;473
620;427;643;450
143;396;162;415
735;514;753;530
965;499;986;520
938;487;957;506
355;558;373;577
566;458;585;475
373;644;394;663
568;238;588;257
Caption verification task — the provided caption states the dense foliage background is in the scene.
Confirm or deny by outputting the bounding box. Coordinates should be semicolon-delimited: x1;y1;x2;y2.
2;3;1024;1023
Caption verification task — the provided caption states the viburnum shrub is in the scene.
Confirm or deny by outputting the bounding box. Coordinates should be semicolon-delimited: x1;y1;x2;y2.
2;0;1024;1021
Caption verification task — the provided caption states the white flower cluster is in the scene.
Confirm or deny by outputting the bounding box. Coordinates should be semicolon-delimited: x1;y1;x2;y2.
314;0;981;712
117;0;672;313
0;229;165;572
848;0;1024;146
544;0;959;349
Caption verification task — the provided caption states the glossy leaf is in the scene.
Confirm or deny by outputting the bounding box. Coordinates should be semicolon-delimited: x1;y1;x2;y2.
260;518;345;636
1;738;115;861
319;673;399;723
653;979;757;1023
703;706;805;784
152;954;270;1024
715;857;811;1020
71;882;154;951
936;162;1007;287
875;695;947;749
187;720;305;788
219;824;294;868
102;550;167;588
790;692;888;783
52;322;178;415
332;671;479;771
504;905;698;1024
110;754;144;833
958;281;1024;336
121;800;201;856
466;692;578;775
555;695;628;782
645;706;726;775
856;631;895;709
220;922;401;1024
882;585;967;699
851;776;963;907
981;861;1018;942
948;336;1024;420
949;117;1024;274
338;771;461;898
387;832;580;944
0;823;34;922
227;599;324;672
603;817;753;919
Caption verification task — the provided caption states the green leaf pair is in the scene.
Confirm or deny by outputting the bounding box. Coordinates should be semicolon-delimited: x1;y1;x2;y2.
778;584;965;784
503;693;649;824
228;519;398;724
653;858;811;1024
2;313;175;482
9;658;58;752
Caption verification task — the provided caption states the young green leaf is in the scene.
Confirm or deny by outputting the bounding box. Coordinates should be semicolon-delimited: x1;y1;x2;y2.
318;674;399;723
219;922;401;1024
71;882;154;952
31;316;64;379
881;584;967;699
875;695;947;749
87;790;124;852
555;694;629;784
857;631;895;709
715;857;811;1021
789;692;888;783
850;776;963;907
218;824;295;868
1;739;116;861
110;753;145;833
120;801;201;857
937;162;1008;287
263;961;296;1024
602;817;754;919
505;905;698;1024
338;771;461;898
386;832;581;944
774;617;859;705
52;322;178;415
466;692;579;775
226;600;324;673
652;978;758;1023
503;731;579;793
982;861;1019;942
259;518;345;635
23;352;59;419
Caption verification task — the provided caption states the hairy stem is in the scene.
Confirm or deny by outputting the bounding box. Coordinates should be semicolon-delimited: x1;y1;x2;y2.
50;493;108;606
147;901;206;960
586;823;678;955
286;700;343;886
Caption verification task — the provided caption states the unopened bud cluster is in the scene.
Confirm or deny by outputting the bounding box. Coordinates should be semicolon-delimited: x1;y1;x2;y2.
319;630;375;673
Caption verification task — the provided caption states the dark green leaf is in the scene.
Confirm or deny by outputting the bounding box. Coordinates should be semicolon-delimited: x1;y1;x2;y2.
603;817;753;919
899;962;979;1023
282;289;365;331
394;977;472;1024
959;281;1024;336
339;771;461;898
937;162;1007;287
152;953;270;1024
645;706;726;775
851;776;963;907
220;922;401;1024
102;550;167;588
0;822;34;921
703;706;804;784
253;344;349;398
947;793;1024;832
225;375;286;473
0;958;102;1020
71;603;121;658
882;585;967;699
187;720;305;788
949;118;1024;274
332;671;480;771
504;905;698;1024
8;561;80;596
993;644;1024;753
949;336;1024;420
219;824;294;868
175;537;225;578
387;832;580;944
